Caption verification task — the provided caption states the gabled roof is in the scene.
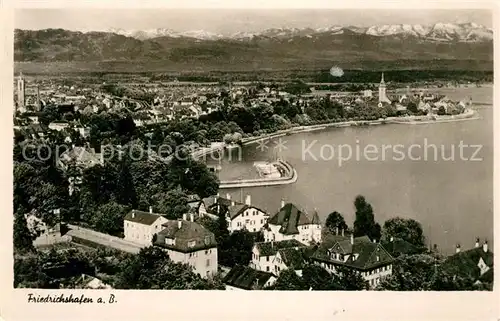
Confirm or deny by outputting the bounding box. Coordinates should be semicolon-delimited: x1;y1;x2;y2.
441;246;494;281
124;210;164;225
311;235;394;270
278;248;307;270
381;237;426;257
255;239;306;257
267;203;314;235
223;265;275;290
228;204;248;219
154;219;216;253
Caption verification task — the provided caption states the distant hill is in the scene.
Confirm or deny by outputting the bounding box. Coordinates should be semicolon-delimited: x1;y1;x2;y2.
14;27;493;73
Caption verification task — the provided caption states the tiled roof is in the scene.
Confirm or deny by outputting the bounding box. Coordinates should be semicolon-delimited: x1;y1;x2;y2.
228;204;248;219
124;210;164;225
223;265;274;290
311;235;394;271
278;248;307;270
381;238;425;257
154;219;216;253
442;246;494;281
311;211;321;225
255;239;306;257
202;195;268;220
267;203;313;235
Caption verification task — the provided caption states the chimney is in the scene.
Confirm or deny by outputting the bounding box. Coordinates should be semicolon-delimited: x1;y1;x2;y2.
280;199;285;208
350;233;354;245
341;229;344;237
190;213;194;222
131;210;135;218
271;241;274;248
226;193;231;200
376;255;380;262
231;200;235;206
475;238;480;248
216;192;220;197
390;236;394;242
245;194;251;206
182;213;187;221
335;227;338;235
373;239;376;244
455;244;461;253
483;240;488;253
178;220;182;229
149;206;153;214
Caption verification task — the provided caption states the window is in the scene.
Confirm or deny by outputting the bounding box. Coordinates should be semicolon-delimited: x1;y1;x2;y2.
204;236;211;245
188;240;196;248
206;259;210;267
253;210;257;216
266;256;269;262
205;250;209;255
266;266;270;272
260;219;263;224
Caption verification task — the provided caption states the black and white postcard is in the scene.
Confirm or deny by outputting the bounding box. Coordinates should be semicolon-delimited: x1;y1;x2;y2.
1;1;498;320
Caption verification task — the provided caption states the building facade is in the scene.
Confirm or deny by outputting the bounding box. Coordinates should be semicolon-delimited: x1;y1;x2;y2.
154;216;218;278
123;209;169;246
250;239;306;275
310;235;394;288
263;202;322;245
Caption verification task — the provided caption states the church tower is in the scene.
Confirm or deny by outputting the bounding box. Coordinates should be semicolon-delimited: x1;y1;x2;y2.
378;72;390;105
17;72;25;110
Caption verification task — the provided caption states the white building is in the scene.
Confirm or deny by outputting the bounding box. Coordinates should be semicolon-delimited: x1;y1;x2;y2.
123;208;169;246
200;194;270;233
263;202;322;245
250;239;306;275
227;195;269;232
310;234;394;288
154;214;218;278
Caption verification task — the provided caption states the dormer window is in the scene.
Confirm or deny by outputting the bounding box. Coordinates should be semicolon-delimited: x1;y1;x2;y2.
165;238;175;246
188;240;196;248
204;236;211;245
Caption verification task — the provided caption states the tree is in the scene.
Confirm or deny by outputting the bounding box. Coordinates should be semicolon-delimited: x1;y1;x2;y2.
213;204;230;247
325;211;348;234
407;101;419;114
13;213;35;253
377;254;440;291
270;269;307;290
437;106;446;115
90;202;129;236
382;217;425;247
114;161;138;208
114;246;224;289
333;266;368;290
154;187;190;220
353;195;381;240
302;264;340;290
219;230;261;267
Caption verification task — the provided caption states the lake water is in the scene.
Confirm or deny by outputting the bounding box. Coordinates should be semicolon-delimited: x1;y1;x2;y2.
212;86;493;255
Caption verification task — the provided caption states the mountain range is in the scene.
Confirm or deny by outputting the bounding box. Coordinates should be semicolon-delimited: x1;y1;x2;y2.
106;22;493;42
14;22;493;72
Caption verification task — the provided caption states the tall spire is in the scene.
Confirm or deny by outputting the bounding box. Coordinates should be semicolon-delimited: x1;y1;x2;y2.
380;72;385;85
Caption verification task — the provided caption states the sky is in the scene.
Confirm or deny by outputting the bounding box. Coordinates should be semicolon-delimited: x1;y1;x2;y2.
15;9;492;34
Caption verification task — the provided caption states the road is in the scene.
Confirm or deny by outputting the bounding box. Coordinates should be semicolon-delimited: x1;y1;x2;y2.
66;224;142;254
